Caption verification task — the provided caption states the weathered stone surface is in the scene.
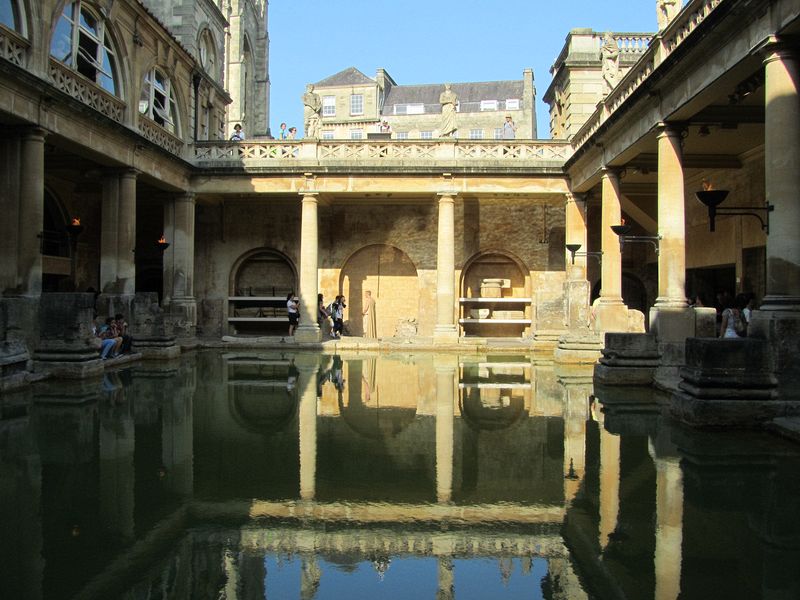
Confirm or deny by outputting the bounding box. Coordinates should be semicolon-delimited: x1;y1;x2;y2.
694;307;717;338
594;363;657;385
602;332;659;357
394;318;418;338
749;309;800;394
132;293;180;359
554;331;603;364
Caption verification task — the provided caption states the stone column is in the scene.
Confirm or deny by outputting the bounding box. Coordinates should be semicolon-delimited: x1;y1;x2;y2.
434;192;458;343
100;169;137;296
654;457;683;600
118;170;137;295
163;193;197;331
751;43;800;390
295;192;320;343
18;128;46;296
99;397;135;541
298;357;318;500
563;380;590;502
565;192;588;278
649;125;693;348
435;356;457;503
593;168;628;332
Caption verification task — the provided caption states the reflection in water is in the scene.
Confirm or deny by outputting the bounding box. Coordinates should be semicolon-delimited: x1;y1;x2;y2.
1;351;800;599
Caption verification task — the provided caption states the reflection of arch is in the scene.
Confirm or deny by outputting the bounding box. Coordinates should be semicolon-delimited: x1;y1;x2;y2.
229;248;297;296
459;392;526;431
340;245;418;338
229;387;298;435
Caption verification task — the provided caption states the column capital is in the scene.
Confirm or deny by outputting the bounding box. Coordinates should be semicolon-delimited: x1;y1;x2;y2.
20;126;48;142
565;191;586;205
600;166;621;181
436;191;457;201
299;191;319;201
655;122;686;139
175;192;196;204
755;35;799;64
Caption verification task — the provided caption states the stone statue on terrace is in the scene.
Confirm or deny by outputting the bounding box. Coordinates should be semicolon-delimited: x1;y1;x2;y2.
302;84;322;139
601;32;620;93
657;0;681;31
439;83;459;137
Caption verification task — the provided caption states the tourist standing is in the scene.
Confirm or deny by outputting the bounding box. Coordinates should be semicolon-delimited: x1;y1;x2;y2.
331;295;346;339
230;123;245;141
502;115;517;139
287;292;299;336
279;122;288;139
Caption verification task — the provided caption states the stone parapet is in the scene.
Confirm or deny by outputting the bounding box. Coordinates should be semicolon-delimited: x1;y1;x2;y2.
554;331;603;365
671;338;800;428
594;332;660;386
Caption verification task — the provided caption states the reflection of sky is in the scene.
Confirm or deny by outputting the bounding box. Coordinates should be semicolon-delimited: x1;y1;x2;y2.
264;555;547;599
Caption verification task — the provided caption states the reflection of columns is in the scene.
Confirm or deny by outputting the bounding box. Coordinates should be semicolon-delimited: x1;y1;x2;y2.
18;128;46;296
435;192;458;342
761;45;800;309
654;457;683;600
301;556;322;600
436;556;454;600
298;360;318;500
435;356;457;503
100;169;138;294
598;417;621;549
565;192;588;277
163;193;197;324
655;125;687;308
594;169;628;332
295;192;321;342
562;382;590;502
99;401;135;540
162;378;194;497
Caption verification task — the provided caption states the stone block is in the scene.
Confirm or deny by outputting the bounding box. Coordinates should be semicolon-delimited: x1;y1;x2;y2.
749;309;800;394
594;363;656;386
603;332;659;357
694;307;717;338
649;306;695;343
132;292;179;358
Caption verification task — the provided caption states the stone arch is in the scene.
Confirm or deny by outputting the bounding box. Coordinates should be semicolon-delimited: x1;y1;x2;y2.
340;244;419;338
460;249;530;297
459;391;527;431
229;385;298;436
229;247;297;297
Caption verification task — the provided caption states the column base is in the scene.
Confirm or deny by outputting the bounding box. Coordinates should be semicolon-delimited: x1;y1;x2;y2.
294;325;321;343
433;325;459;344
749;308;800;394
593;300;632;333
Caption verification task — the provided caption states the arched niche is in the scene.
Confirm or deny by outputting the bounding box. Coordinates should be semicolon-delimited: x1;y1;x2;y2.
340;244;418;338
459;391;527;431
229;248;296;297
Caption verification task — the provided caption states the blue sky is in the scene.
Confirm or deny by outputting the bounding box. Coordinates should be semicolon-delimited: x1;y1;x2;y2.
267;0;657;138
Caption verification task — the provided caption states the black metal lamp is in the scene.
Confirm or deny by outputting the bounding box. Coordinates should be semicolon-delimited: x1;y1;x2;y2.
156;235;170;253
610;224;661;254
565;243;602;265
695;189;773;233
65;217;84;289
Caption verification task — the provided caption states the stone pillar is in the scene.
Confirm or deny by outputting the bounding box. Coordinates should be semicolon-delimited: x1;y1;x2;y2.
298;357;318;500
565;192;588;278
100;169;137;296
161;368;194;497
437;557;455;600
593;169;629;332
563;380;590;502
295;192;320;343
654;457;683;600
435;356;456;503
434;192;458;343
18;128;46;296
163;193;197;333
751;43;800;392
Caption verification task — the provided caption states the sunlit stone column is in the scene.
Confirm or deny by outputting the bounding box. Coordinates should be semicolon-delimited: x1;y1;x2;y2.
598;414;621;549
594;168;628;332
17;128;46;296
565;192;588;278
761;44;800;310
435;355;457;503
650;125;694;364
295;192;321;342
298;357;319;501
163;193;197;328
750;43;800;389
654;457;684;600
434;192;458;342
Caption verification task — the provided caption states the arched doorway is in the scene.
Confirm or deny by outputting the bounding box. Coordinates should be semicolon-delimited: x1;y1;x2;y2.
460;251;530;337
340;245;418;338
228;249;297;335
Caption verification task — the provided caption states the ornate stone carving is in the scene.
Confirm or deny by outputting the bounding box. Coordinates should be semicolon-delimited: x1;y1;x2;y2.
49;60;125;123
657;0;681;31
439;84;458;137
138;115;185;155
302;84;322;139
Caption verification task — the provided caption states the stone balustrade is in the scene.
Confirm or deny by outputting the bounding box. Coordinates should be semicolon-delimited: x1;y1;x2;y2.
49;59;126;124
0;23;27;67
572;0;724;150
194;139;574;169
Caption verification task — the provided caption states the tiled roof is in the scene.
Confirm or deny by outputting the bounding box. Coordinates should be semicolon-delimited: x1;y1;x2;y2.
314;67;375;87
384;81;523;114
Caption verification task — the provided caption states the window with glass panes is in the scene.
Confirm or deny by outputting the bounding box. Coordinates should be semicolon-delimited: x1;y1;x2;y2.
350;94;363;116
139;68;179;134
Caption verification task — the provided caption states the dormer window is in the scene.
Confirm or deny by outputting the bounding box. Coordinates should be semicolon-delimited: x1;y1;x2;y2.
50;0;119;95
